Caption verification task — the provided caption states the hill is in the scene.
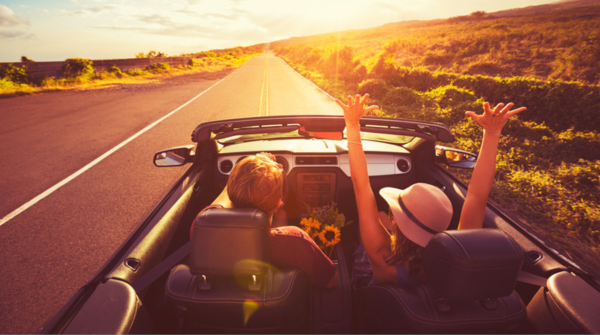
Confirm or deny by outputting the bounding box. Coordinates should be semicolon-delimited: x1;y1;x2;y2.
272;0;600;280
272;0;600;84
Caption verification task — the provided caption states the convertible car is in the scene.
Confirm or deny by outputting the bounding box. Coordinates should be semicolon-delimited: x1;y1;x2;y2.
40;115;600;334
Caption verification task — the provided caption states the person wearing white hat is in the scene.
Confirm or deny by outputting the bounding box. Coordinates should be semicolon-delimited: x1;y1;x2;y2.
336;93;526;286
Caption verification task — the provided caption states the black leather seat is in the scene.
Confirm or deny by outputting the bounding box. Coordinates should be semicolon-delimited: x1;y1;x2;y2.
356;228;527;334
165;208;310;333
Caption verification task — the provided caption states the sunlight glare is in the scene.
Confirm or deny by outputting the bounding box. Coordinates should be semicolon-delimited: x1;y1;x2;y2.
243;299;259;326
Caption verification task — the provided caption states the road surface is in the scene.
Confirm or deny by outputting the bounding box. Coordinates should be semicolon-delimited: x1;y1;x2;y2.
0;51;342;334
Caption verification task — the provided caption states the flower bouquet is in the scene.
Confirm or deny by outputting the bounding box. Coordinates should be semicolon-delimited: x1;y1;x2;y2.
300;202;352;257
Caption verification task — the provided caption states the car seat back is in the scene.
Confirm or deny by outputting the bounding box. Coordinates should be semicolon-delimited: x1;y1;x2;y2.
190;208;272;277
356;228;527;333
165;208;310;333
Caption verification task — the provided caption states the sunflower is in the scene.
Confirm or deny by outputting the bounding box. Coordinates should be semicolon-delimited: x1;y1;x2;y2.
318;225;341;248
311;233;324;249
300;217;322;234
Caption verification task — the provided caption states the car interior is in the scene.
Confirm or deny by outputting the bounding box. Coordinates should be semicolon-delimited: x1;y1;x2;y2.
53;116;600;334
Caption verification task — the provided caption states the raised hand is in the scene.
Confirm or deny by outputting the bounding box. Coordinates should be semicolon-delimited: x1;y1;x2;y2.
335;93;379;126
465;102;527;135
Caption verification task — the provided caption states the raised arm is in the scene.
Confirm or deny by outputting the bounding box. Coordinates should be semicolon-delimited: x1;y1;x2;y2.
458;102;526;230
336;94;396;281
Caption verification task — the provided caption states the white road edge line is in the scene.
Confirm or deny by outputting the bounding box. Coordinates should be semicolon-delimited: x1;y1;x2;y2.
0;78;224;227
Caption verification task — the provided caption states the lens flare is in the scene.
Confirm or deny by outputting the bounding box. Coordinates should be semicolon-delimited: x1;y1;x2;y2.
243;299;259;326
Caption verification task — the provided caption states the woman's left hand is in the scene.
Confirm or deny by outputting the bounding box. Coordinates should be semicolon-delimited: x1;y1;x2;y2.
466;102;527;136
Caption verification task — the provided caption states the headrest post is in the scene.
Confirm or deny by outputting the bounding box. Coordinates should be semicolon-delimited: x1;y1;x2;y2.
199;274;211;290
248;274;262;291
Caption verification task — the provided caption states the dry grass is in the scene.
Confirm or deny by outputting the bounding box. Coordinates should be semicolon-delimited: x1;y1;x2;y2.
273;0;600;279
0;50;261;97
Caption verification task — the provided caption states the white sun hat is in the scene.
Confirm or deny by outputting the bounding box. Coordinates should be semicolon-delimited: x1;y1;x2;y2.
379;183;453;247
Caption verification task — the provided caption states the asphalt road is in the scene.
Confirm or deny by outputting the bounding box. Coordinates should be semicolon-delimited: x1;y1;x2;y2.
0;51;342;334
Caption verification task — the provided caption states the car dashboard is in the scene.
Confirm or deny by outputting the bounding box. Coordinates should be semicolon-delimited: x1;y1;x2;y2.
214;138;415;217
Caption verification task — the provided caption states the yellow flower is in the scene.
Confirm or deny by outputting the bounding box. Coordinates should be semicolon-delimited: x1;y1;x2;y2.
318;225;341;248
300;217;321;230
309;232;324;250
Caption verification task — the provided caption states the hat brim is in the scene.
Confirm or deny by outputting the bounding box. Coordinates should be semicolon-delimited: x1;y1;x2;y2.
379;187;435;248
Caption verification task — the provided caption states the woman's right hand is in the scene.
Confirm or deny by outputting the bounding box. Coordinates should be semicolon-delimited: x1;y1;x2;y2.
335;93;379;127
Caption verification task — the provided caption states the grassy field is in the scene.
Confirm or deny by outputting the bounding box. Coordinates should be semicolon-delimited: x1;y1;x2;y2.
274;0;600;278
0;46;263;97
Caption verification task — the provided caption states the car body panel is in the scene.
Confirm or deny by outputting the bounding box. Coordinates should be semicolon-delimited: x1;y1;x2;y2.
40;115;600;334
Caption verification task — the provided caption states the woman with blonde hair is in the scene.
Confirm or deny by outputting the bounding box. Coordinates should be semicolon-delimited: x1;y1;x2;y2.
336;93;526;286
191;152;339;288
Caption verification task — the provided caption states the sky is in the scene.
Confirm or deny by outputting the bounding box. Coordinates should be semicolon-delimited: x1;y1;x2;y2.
0;0;559;62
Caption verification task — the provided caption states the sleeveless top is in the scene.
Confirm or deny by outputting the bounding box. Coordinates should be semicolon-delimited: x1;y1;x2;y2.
351;242;419;288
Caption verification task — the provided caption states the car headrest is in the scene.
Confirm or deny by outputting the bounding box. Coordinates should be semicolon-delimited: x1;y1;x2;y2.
422;229;524;300
190;208;272;277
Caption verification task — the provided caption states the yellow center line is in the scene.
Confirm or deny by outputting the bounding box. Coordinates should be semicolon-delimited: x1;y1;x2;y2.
257;57;268;116
265;59;269;116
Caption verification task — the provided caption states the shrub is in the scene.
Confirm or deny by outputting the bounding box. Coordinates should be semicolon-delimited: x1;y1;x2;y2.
146;62;170;73
358;78;388;99
0;63;29;84
423;49;454;65
126;69;148;76
63;58;94;78
107;65;123;77
378;66;600;132
381;87;430;120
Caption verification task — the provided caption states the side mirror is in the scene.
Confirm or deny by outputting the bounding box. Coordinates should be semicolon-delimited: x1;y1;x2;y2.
435;145;477;169
153;145;195;167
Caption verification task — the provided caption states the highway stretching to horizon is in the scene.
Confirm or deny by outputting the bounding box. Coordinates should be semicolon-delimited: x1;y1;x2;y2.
0;51;342;334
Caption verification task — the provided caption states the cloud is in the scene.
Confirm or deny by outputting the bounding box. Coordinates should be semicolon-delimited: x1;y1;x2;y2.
0;5;30;26
50;5;115;16
136;13;176;26
175;7;248;21
0;29;36;39
95;22;222;38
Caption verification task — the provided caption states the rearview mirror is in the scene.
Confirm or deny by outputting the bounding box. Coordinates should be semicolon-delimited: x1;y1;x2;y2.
153;145;195;167
435;145;477;169
298;126;343;140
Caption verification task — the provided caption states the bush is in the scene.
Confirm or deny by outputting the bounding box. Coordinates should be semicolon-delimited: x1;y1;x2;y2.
0;63;29;84
63;58;94;78
358;78;388;99
107;65;123;78
380;66;600;132
0;78;35;94
137;50;168;58
146;62;170;73
381;87;431;120
126;69;148;76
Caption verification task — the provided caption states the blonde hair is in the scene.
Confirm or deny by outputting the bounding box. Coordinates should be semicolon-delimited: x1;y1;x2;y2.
385;221;425;280
227;153;284;214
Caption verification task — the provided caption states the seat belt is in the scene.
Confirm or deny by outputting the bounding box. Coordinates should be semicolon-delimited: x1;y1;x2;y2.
132;241;191;292
518;270;548;288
